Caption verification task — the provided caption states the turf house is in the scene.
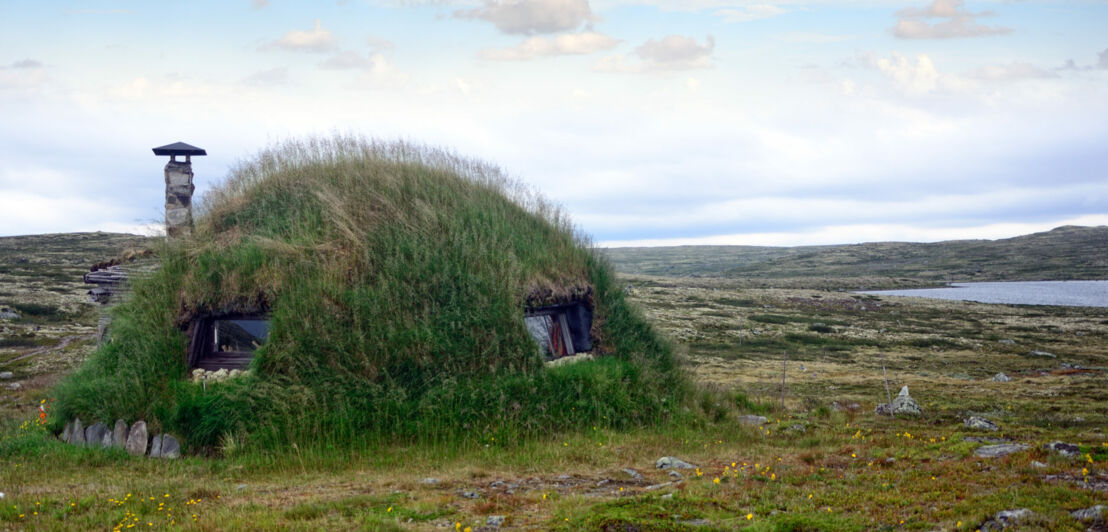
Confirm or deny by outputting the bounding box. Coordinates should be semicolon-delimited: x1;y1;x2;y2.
51;137;684;453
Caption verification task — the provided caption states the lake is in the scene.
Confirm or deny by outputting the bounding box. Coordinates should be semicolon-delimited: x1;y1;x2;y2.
857;280;1108;308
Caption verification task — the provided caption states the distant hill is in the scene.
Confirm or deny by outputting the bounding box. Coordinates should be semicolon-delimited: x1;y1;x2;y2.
603;225;1108;286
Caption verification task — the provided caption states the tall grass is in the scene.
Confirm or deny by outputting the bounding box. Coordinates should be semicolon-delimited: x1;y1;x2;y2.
51;135;685;452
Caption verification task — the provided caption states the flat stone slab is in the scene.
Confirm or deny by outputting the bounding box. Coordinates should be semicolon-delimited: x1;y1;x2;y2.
149;434;163;458
159;435;181;459
112;419;128;448
71;418;85;446
655;456;697;470
125;421;148;457
974;444;1029;458
737;415;768;426
85;423;110;448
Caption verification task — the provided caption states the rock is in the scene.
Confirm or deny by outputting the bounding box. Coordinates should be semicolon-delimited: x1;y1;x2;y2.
1028;350;1056;358
6;382;20;391
420;478;440;485
0;371;12;379
125;421;148;456
85;423;110;448
159;435;180;458
112;420;128;448
1043;441;1080;458
61;421;72;443
486;515;506;528
459;490;480;499
1071;505;1105;522
149;434;162;458
998;339;1016;345
992;373;1011;382
236;484;248;491
1029;461;1047;469
786;424;807;434
875;386;922;417
622;468;643;480
668;470;683;480
680;519;711;527
980;508;1033;531
963;436;1009;444
974;444;1029;458
964;416;1000;431
71;418;85;446
645;481;675;491
738;415;768;426
655;456;697;470
831;401;860;412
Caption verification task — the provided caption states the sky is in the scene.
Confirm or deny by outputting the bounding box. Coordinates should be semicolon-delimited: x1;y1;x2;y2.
0;0;1106;247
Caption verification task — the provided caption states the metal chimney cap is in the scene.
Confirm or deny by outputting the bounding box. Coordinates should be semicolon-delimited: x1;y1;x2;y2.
152;142;207;157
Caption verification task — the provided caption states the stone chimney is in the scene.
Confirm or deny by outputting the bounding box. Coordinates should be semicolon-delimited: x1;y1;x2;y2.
152;142;206;238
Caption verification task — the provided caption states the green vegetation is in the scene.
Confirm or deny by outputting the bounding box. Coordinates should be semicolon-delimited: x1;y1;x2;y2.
50;136;684;451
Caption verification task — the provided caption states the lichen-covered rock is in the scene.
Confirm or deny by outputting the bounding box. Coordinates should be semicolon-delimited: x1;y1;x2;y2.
85;423;110;448
974;444;1028;458
964;416;999;431
980;508;1033;531
655;456;697;470
159;435;181;459
875;386;922;417
1043;441;1080;458
125;421;147;456
112;419;128;448
71;418;85;446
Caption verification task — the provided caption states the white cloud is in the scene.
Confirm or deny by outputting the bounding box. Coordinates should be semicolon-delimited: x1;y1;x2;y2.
599;35;716;72
242;67;291;86
480;31;619;60
320;51;371;69
776;32;854;44
714;4;786;23
10;59;43;69
893;0;1011;40
868;52;970;95
455;0;598;35
969;62;1055;81
262;20;337;53
251;0;269;9
357;53;410;88
1100;48;1108;69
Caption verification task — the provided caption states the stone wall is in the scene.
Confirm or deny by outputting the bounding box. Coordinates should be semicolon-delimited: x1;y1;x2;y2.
59;418;181;459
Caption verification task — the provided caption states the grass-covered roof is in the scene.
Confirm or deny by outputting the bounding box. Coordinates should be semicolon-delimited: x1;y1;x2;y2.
52;137;684;451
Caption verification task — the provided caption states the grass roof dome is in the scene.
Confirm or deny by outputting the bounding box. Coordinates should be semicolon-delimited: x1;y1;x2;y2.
53;137;684;451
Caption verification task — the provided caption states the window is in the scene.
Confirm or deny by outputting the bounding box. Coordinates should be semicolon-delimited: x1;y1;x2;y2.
188;314;269;371
524;302;592;361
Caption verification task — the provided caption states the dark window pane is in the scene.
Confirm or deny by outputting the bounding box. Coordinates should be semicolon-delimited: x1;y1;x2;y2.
213;319;269;353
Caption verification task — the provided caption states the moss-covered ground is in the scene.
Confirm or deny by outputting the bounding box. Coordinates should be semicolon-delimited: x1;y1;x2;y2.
2;236;1106;530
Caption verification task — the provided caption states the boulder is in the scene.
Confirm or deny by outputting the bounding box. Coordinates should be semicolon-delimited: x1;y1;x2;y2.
964;416;999;432
486;515;506;528
149;434;163;458
125;421;148;456
71;418;85;446
737;415;768;426
112;419;128;448
875;386;921;417
980;508;1033;531
992;373;1011;382
655;456;697;470
974;444;1029;458
1071;505;1105;522
1043;441;1080;458
85;423;110;448
61;421;72;443
159;434;181;459
0;371;12;379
